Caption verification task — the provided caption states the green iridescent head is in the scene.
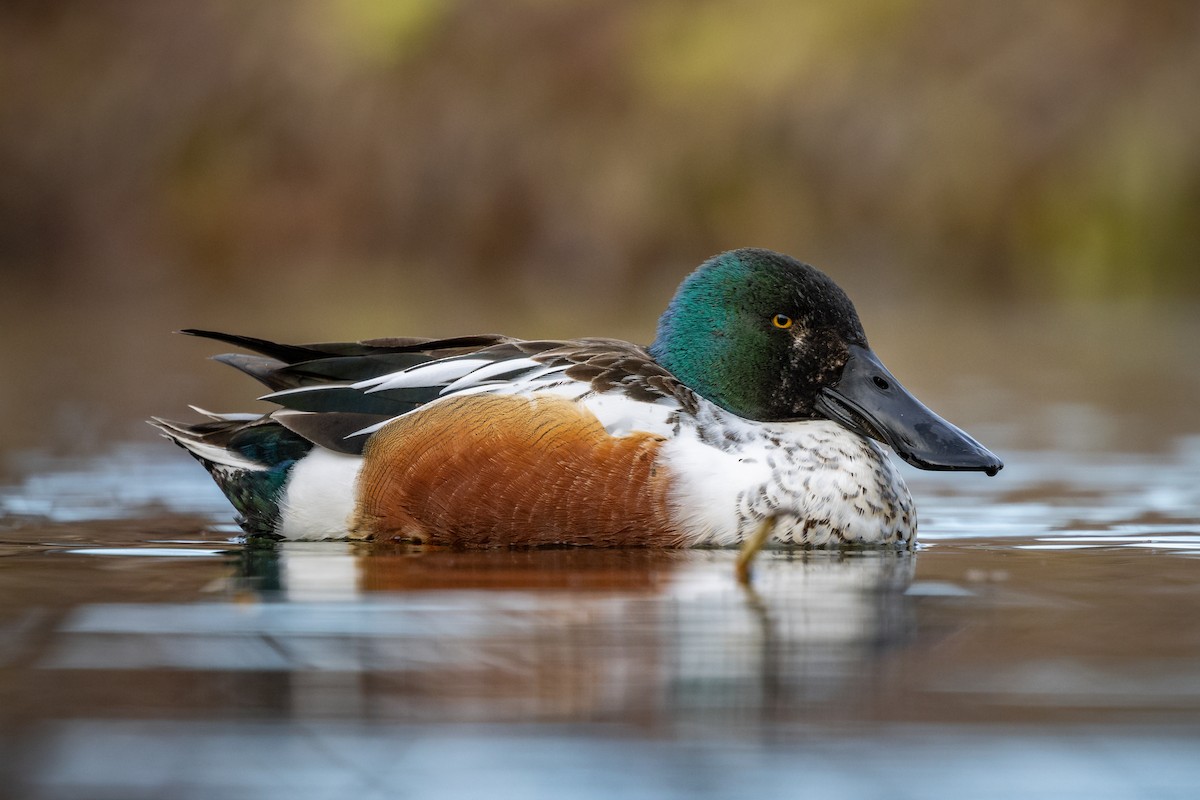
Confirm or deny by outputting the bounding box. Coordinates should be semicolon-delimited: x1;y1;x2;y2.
649;248;868;421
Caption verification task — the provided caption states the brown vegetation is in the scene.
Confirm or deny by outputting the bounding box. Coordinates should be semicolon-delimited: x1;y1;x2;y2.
1;1;1198;454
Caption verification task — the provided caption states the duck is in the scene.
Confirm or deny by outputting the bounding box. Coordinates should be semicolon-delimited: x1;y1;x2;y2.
152;248;1001;551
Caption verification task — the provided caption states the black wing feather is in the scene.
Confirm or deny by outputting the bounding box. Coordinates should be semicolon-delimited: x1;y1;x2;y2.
182;329;516;362
172;330;696;456
263;386;427;416
273;411;385;455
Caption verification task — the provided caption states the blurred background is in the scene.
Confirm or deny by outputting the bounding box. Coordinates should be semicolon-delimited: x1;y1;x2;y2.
2;0;1199;460
4;9;1200;796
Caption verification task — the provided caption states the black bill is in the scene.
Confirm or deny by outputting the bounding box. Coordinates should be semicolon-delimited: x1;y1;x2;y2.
815;345;1003;475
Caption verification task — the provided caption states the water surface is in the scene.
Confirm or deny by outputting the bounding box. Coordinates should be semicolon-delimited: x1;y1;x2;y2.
2;442;1200;799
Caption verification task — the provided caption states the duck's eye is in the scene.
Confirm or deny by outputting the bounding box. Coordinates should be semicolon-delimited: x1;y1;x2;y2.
772;314;793;330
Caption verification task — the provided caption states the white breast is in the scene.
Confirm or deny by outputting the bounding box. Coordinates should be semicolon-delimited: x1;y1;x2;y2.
661;405;915;547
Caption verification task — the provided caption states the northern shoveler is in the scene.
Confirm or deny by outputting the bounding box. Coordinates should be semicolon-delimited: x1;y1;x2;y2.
152;248;1001;551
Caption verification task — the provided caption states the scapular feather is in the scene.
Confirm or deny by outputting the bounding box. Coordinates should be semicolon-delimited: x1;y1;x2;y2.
263;386;422;416
273;410;385;455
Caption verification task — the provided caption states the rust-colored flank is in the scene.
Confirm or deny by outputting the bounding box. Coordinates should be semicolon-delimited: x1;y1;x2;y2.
351;393;682;547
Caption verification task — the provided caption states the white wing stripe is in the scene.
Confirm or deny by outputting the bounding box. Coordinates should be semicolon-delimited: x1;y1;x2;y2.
437;357;542;394
258;386;329;402
357;358;495;392
440;362;568;395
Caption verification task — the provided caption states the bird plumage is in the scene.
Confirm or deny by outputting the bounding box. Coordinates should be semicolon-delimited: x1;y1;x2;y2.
152;248;1001;547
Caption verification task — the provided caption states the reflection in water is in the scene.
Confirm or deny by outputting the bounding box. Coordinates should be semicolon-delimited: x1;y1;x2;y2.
47;545;915;726
4;444;1200;798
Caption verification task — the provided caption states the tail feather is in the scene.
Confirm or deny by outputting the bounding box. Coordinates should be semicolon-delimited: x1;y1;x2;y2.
161;328;526;533
186;405;261;422
150;416;313;535
210;354;294;391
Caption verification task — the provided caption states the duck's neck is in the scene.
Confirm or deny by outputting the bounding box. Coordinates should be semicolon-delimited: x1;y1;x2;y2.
649;310;775;421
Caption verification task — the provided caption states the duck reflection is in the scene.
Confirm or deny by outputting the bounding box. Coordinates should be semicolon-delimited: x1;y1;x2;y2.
229;544;917;724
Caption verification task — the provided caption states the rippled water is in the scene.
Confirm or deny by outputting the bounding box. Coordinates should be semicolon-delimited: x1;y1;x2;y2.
3;441;1200;799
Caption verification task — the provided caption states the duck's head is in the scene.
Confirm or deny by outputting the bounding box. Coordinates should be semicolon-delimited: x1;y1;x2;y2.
650;248;1002;474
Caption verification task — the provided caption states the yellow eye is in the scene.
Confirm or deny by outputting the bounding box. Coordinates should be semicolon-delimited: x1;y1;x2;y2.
772;314;793;329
